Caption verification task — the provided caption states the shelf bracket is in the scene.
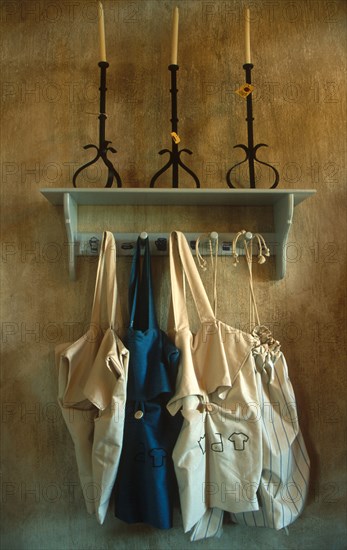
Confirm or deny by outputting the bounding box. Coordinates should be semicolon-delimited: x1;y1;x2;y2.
63;193;77;280
273;193;294;279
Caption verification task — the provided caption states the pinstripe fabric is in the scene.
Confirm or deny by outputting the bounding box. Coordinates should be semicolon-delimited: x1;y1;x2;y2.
231;336;310;529
190;507;224;540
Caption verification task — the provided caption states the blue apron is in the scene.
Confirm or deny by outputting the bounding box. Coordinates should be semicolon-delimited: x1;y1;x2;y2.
114;237;182;529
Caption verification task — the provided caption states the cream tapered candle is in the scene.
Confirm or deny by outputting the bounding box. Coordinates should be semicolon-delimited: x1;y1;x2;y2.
98;1;107;62
171;6;179;65
245;8;251;64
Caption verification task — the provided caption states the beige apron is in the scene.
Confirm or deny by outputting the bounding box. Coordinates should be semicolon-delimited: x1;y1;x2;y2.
55;231;129;524
167;231;263;537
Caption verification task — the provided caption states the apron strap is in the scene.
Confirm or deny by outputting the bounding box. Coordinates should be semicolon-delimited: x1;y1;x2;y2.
195;233;218;318
169;231;215;332
90;231;121;331
244;238;261;331
129;237;158;331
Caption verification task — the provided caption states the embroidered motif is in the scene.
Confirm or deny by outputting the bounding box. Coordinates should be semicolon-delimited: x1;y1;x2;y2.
198;435;206;454
211;433;223;452
148;448;167;467
197;432;250;454
228;432;249;451
134;443;167;467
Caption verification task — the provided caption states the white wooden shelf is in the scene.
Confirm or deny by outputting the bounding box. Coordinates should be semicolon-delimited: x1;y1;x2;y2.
40;187;314;206
40;188;316;281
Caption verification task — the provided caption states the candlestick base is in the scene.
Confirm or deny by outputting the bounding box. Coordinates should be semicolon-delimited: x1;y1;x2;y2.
72;61;122;188
150;64;200;188
226;63;279;189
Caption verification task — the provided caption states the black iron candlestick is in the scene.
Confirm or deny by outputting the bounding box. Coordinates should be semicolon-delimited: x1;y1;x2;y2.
226;63;279;189
150;64;200;188
73;61;122;188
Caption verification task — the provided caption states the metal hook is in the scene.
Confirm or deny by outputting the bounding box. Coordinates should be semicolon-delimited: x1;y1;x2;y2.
155;238;167;252
89;236;100;253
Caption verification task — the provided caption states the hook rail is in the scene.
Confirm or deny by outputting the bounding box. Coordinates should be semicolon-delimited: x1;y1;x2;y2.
79;231;275;257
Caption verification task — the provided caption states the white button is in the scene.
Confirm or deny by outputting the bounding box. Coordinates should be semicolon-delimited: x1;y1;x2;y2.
134;410;144;420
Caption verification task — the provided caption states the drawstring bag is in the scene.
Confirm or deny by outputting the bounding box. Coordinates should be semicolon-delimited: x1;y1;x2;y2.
114;236;182;529
167;231;264;540
55;231;129;524
230;232;310;530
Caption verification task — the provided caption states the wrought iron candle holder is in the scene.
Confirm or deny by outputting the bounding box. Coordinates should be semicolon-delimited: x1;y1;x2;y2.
73;61;122;188
150;64;200;188
226;63;279;189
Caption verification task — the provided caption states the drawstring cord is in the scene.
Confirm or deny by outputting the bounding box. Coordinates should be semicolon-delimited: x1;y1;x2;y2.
232;230;246;266
243;236;261;331
254;233;270;264
195;229;270;331
234;231;270;331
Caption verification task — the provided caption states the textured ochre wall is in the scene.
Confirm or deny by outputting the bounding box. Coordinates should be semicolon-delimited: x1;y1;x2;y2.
1;1;346;549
